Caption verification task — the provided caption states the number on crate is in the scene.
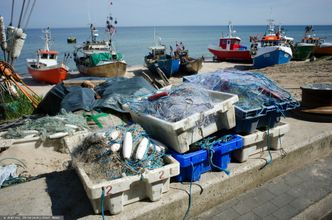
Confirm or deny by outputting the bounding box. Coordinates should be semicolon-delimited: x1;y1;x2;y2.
106;185;112;196
159;171;165;179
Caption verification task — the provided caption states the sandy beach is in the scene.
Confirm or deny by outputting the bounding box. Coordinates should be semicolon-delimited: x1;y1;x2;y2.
24;56;332;100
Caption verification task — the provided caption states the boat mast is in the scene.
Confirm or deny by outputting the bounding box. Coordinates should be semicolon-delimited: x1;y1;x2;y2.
266;19;275;36
42;27;51;51
228;21;233;38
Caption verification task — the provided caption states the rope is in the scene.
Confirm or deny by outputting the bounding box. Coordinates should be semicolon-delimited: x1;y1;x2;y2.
260;125;272;170
183;162;194;220
0;157;26;168
101;187;105;220
197;135;233;175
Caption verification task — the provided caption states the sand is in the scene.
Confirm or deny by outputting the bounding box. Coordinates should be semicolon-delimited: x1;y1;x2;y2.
2;57;331;179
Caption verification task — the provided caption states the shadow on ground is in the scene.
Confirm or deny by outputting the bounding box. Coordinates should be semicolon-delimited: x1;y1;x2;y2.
42;169;94;220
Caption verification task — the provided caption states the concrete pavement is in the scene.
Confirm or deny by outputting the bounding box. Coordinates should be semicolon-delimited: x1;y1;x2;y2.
0;116;331;219
194;155;332;220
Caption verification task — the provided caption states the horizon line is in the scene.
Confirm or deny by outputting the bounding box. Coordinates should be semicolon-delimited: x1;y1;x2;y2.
26;24;332;29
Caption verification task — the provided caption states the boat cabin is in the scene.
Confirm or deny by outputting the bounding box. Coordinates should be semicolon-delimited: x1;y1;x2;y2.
302;37;321;45
36;50;58;67
219;37;241;50
147;45;166;59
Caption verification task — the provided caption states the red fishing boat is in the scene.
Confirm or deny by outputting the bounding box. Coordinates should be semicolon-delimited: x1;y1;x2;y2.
27;28;69;84
208;22;252;62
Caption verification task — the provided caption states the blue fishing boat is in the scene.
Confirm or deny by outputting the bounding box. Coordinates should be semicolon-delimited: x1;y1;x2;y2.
252;20;292;68
144;36;180;78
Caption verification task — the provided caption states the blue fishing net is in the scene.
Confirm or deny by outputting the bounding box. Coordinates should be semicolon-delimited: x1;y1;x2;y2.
184;70;299;115
127;83;215;122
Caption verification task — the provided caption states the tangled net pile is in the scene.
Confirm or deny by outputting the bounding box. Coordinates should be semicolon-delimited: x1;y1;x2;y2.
3;110;88;140
184;70;299;115
128;83;216;122
73;124;165;182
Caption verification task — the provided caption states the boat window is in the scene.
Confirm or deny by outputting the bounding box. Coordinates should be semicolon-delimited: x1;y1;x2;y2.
50;54;56;59
41;54;48;59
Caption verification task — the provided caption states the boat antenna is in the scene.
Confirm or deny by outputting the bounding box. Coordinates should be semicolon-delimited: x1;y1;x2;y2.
228;21;232;37
18;0;26;28
10;0;15;26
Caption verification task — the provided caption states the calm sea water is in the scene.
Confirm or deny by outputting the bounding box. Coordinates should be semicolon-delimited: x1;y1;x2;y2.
4;25;332;76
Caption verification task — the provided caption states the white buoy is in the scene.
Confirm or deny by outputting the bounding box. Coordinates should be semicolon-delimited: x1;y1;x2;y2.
109;130;119;140
10;28;26;60
65;124;79;130
0;16;7;50
135;137;149;160
122;132;133;159
111;143;121;152
49;132;69;139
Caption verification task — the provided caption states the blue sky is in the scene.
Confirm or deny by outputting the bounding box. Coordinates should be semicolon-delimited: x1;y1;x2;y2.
0;0;331;28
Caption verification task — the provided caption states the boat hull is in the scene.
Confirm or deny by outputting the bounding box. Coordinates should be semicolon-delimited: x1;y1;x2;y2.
146;58;180;78
180;58;203;74
313;45;332;57
208;47;252;62
292;43;315;61
253;46;292;68
28;64;68;84
77;61;127;77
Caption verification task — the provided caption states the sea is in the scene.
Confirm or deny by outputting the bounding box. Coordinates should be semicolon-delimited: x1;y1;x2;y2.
4;25;332;77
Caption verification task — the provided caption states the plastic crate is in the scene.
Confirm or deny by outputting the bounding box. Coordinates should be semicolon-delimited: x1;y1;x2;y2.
170;135;243;182
232;122;290;162
64;133;180;215
128;90;238;153
235;105;284;134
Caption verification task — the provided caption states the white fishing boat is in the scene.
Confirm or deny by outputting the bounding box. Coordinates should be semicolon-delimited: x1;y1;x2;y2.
252;19;292;68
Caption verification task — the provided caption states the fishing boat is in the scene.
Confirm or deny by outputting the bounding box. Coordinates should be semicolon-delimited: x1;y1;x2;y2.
144;35;180;78
27;28;69;84
252;20;292;68
291;42;315;61
208;22;252;62
67;36;76;44
73;20;126;77
301;26;332;57
174;47;202;74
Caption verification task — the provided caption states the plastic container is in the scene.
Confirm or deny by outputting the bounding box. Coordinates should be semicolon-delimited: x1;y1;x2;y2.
170;135;243;182
235;104;288;134
64;133;180;215
232;122;290;162
128;90;238;153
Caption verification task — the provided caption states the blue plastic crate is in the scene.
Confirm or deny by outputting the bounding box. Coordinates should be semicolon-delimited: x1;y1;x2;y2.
170;135;243;182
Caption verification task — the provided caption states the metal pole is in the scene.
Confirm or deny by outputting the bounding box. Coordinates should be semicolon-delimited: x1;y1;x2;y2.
18;0;26;28
10;0;15;26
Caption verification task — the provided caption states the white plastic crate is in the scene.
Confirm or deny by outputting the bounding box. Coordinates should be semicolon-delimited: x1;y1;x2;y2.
128;91;238;153
0;131;84;152
64;133;180;215
232;122;290;162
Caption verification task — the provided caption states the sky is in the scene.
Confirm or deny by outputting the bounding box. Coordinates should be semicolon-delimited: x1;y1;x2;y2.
0;0;332;28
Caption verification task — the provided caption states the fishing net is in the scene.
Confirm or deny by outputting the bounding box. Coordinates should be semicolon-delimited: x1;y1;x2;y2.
184;70;299;115
127;83;215;122
72;123;165;182
3;109;88;140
